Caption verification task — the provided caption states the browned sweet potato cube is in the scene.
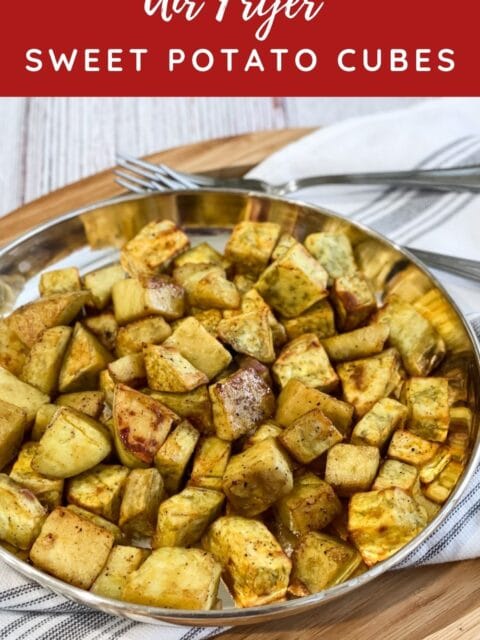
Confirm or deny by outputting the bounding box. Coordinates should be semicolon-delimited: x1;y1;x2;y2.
209;367;275;441
337;348;404;417
154;420;200;493
120;220;190;277
279;409;343;464
30;507;114;589
164;316;232;380
112;277;185;325
351;398;407;448
375;298;445;376
115;316;171;356
273;334;338;392
218;310;275;364
222;438;293;516
348;488;427;565
144;344;208;392
255;244;328;318
281;300;336;341
149;386;214;434
275;473;341;535
304;232;356;281
325;444;380;496
83;313;118;352
39;268;81;296
372;460;418;492
173;263;240;310
403;377;449;443
225;221;281;275
275;379;353;434
332;271;376;331
422;461;464;504
189;436;231;491
387;430;439;467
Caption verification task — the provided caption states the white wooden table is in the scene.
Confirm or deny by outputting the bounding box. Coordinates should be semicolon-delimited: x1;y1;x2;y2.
0;98;423;217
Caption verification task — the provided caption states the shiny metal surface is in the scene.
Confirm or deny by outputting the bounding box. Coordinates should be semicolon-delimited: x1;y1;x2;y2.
0;190;479;628
115;152;480;194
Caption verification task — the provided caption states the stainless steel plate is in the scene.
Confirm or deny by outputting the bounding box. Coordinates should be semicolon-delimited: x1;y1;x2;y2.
1;190;479;627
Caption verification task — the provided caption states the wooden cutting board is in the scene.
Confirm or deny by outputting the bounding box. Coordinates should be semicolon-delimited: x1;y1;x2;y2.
1;128;479;640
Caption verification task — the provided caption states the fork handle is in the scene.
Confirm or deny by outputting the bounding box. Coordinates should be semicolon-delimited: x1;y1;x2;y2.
278;164;480;194
406;247;480;283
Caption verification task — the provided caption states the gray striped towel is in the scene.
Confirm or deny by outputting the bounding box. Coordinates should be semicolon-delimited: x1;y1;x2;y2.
1;98;480;639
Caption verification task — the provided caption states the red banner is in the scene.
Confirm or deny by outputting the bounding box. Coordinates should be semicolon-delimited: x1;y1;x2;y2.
1;0;476;96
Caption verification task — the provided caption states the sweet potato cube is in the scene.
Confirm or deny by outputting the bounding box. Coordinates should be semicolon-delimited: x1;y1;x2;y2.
59;323;113;393
0;366;50;423
9;291;89;348
275;473;341;535
447;430;470;463
57;391;105;419
21;326;72;396
423;461;464;504
225;221;281;274
273;333;338;391
115;316;171;356
144;344;208;392
108;353;146;388
202;516;291;607
164;316;232;379
31;404;58;441
91;545;149;599
222;437;293;516
33;407;112;478
419;447;452;484
30;507;114;589
304;232;356;281
10;442;63;510
153;487;224;548
243;421;283;448
348;488;427;565
189;436;231;491
66;505;124;543
271;233;297;261
123;547;221;610
351;398;407;448
289;532;362;596
332;271;376;331
39;268;81;296
280;408;343;463
275;379;353;434
0;474;46;549
403;377;449;443
120;220;190;277
0;320;28;376
174;241;230;270
0;400;27;470
337;348;404;417
322;323;389;362
154;420;200;493
174;263;240;310
66;464;129;522
209;367;275;441
255;244;328;318
281;299;336;341
376;299;446;376
325;444;380;496
372;460;418;492
119;468;163;539
191;308;223;337
218;310;275;364
449;406;473;435
149;386;214;434
387;430;439;467
113;384;176;468
83;263;126;310
112;277;185;325
83;312;118;352
241;289;286;348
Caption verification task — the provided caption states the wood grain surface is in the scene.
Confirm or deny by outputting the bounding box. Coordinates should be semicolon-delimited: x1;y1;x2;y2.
1;128;479;640
0;98;424;218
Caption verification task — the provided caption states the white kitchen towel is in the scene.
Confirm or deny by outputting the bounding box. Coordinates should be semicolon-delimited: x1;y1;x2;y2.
2;97;480;639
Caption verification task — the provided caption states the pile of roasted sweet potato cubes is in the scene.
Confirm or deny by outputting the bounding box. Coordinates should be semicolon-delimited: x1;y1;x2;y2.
0;218;471;609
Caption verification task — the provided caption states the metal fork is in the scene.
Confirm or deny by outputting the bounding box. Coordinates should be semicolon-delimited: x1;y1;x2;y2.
114;153;480;283
116;153;480;196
